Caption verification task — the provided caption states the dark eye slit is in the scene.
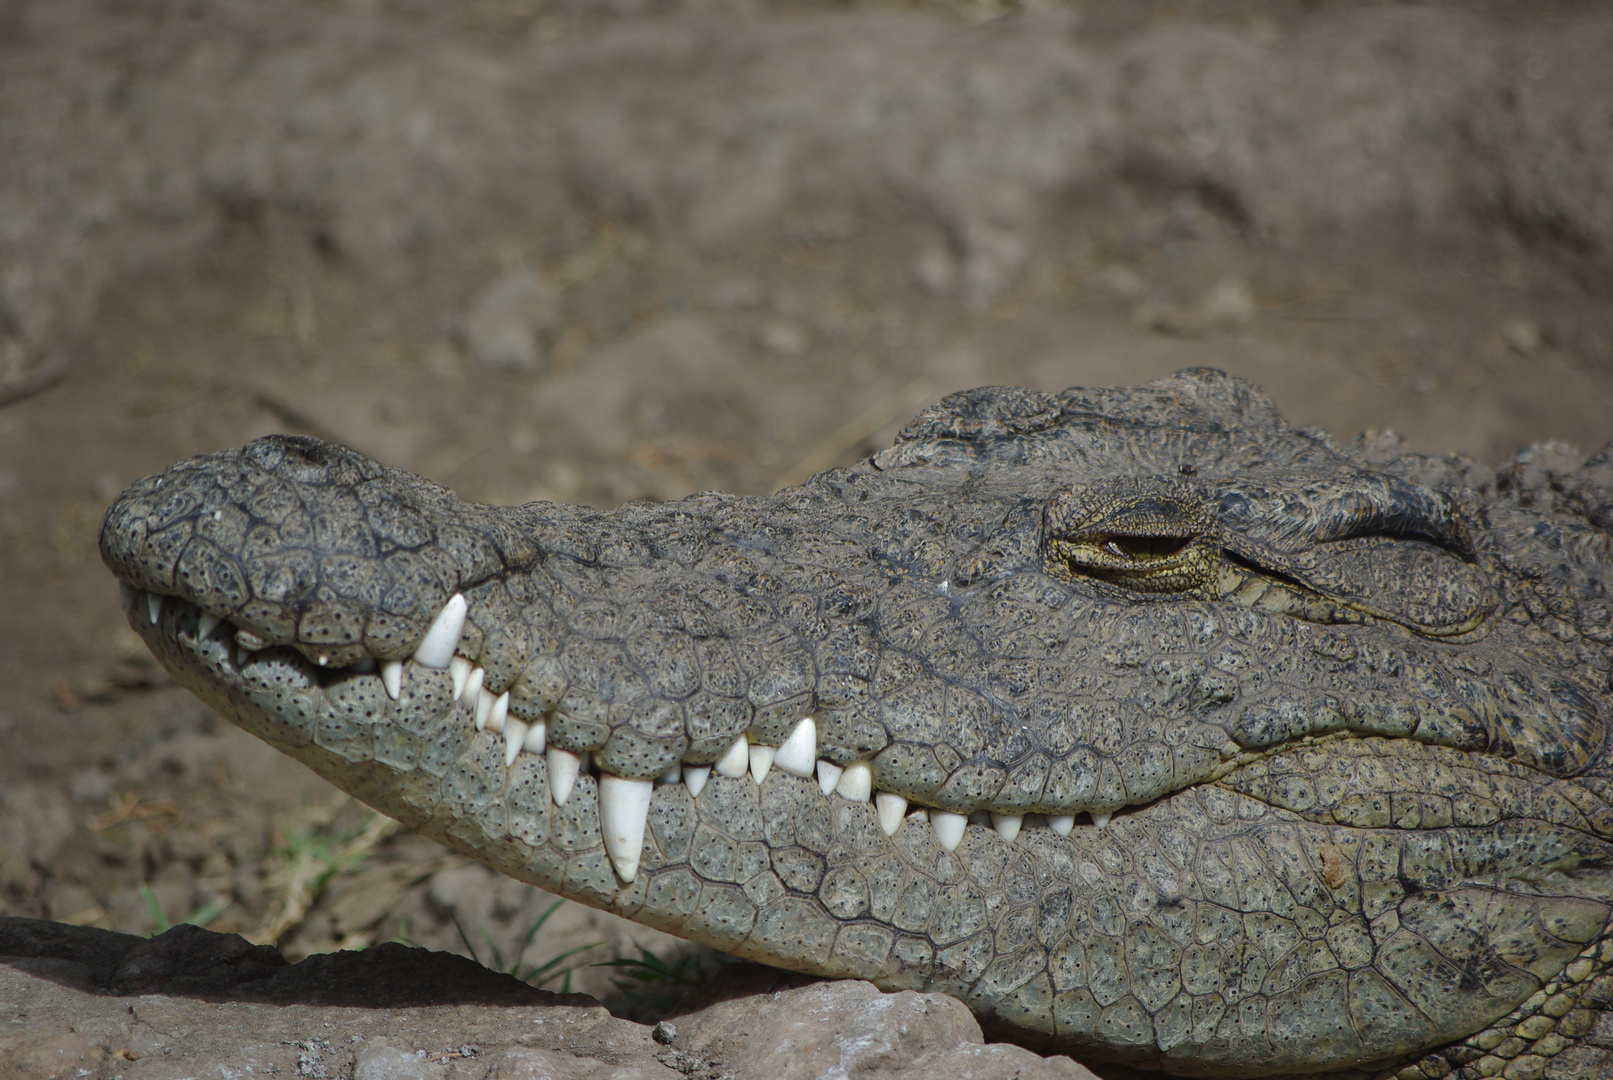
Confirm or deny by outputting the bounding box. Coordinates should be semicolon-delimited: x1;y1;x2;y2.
1097;534;1192;561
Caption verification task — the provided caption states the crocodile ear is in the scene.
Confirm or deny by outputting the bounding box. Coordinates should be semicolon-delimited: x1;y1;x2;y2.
1210;469;1497;636
1259;535;1498;637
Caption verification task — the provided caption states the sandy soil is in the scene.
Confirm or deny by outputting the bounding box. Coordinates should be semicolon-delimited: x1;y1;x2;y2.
1;0;1609;1042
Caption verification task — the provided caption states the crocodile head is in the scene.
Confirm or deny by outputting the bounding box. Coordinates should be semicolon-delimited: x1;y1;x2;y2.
100;369;1613;1077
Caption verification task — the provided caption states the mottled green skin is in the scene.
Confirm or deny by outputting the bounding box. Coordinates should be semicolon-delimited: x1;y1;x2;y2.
101;371;1613;1078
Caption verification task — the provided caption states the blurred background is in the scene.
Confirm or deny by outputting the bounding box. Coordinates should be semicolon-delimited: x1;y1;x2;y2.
1;0;1609;1018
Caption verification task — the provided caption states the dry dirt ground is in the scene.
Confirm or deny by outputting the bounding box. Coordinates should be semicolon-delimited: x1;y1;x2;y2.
1;0;1611;1065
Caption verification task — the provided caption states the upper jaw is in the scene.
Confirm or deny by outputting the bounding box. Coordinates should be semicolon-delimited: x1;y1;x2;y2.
116;578;1137;886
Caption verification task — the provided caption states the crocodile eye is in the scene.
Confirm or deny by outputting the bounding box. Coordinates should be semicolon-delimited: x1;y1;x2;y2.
1100;535;1191;561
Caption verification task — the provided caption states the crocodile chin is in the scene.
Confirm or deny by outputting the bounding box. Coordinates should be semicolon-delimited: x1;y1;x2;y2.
100;370;1613;1078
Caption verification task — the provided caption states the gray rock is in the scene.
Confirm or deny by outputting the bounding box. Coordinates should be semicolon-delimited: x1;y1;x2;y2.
465;269;562;374
671;967;1101;1080
0;918;1095;1079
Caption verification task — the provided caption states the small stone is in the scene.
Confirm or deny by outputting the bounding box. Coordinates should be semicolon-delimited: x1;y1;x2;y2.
1501;318;1543;355
913;248;957;296
652;1021;676;1045
758;320;807;358
464;269;560;374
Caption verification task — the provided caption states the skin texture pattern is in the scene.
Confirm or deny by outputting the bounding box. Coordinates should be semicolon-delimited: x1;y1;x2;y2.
100;370;1613;1079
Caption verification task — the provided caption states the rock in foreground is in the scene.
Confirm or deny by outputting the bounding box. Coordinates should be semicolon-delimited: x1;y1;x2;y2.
0;917;1100;1080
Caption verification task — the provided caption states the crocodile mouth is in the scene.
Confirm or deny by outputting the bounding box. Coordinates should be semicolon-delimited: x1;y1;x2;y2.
120;584;1131;885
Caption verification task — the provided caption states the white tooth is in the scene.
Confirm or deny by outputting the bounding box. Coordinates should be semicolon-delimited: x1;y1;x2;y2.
1091;811;1112;829
1048;815;1076;837
476;687;499;732
835;761;872;802
907;807;930;823
198;612;221;638
684;765;711;797
523;719;547;754
461;665;484;706
749;743;776;785
381;660;403;700
504;718;528;766
317;654;329;667
931;810;967;852
548;748;582;805
412;593;467;669
714;735;749;778
773;717;817;778
236;647;250;667
875;792;908;836
450;657;471;699
600;775;653;883
490;691;510;734
147;594;162;625
991;813;1023;843
816;760;843;796
658;761;683;785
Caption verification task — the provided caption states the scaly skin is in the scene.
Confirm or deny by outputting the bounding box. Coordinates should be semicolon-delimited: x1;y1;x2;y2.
100;370;1613;1078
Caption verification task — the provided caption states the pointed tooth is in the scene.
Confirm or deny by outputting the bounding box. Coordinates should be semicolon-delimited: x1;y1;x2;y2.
381;660;404;700
749;743;775;785
658;761;683;785
835;761;872;803
1048;815;1076;837
875;792;908;836
684;765;712;798
1091;811;1112;829
450;657;472;700
714;735;749;778
503;718;528;766
523;719;547;754
198;612;221;639
907;807;930;824
461;665;485;707
147;594;162;625
476;687;499;732
816;760;843;796
991;813;1023;843
548;748;582;805
491;691;511;734
931;810;967;852
412;593;467;669
773;716;817;778
599;775;653;883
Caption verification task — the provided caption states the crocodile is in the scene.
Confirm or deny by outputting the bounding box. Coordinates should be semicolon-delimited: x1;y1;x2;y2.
99;368;1613;1079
